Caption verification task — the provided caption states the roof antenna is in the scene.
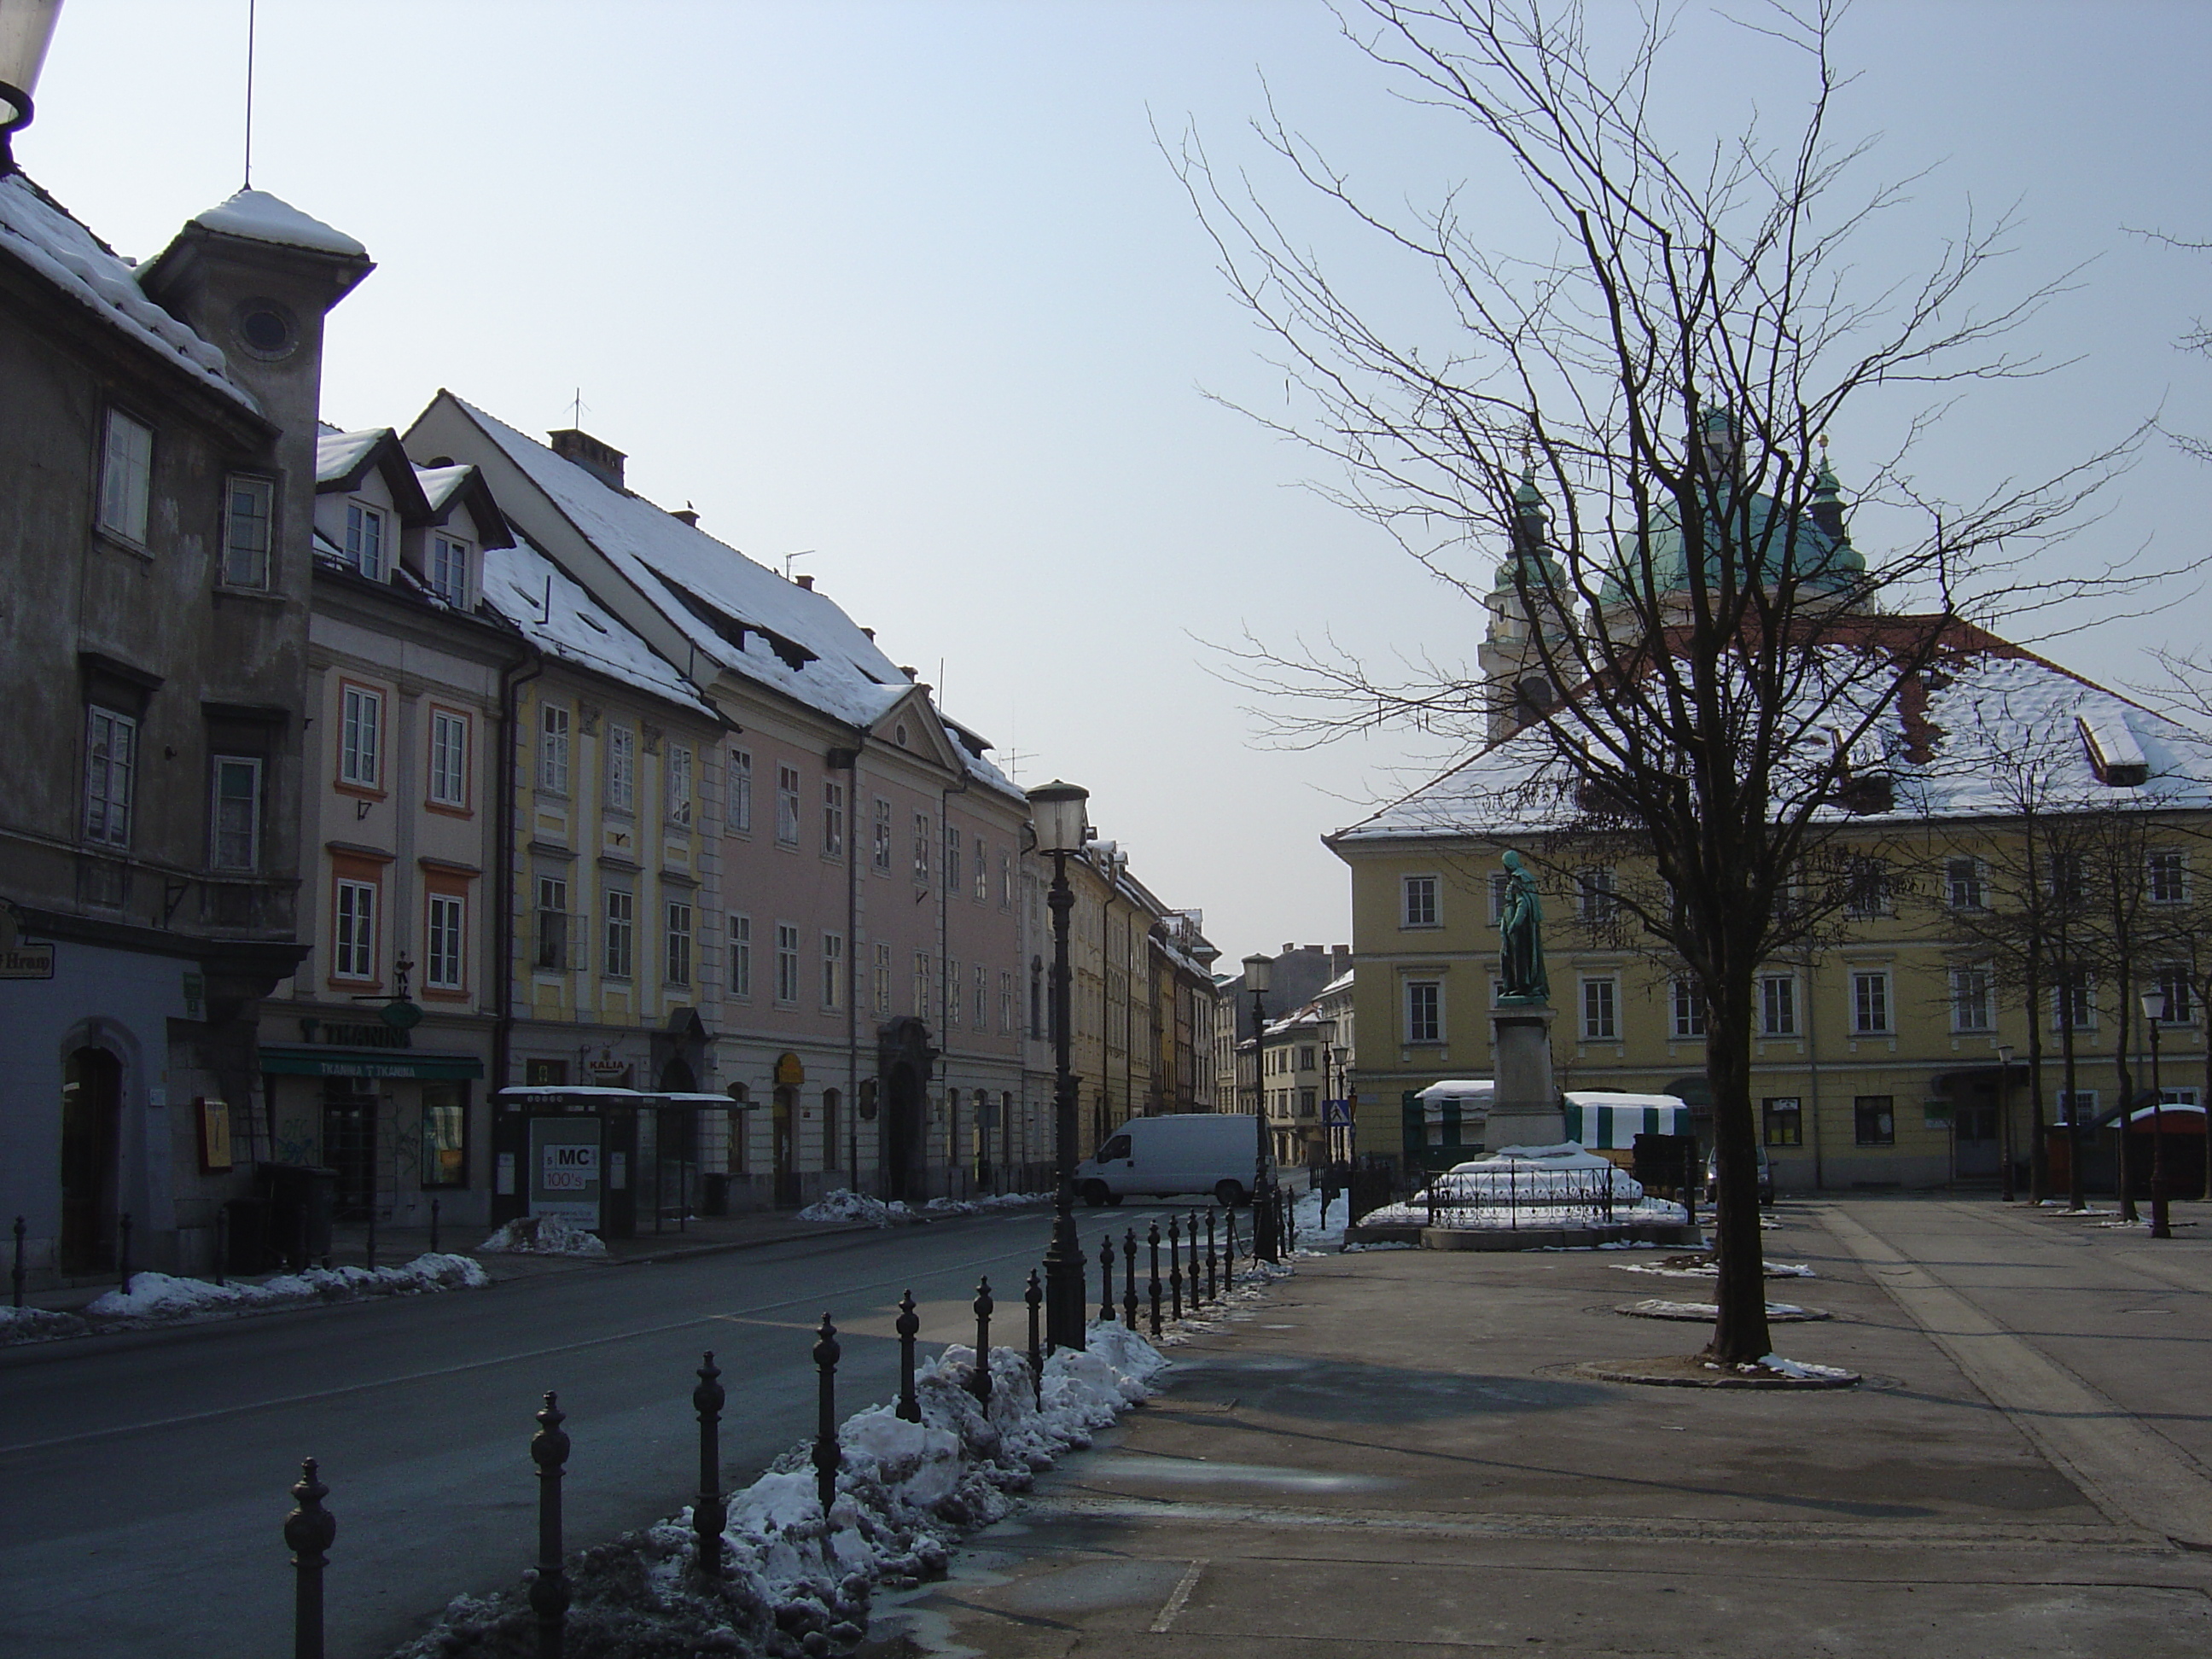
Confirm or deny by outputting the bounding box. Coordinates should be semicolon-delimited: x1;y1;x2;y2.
783;550;813;580
242;0;258;189
568;387;587;428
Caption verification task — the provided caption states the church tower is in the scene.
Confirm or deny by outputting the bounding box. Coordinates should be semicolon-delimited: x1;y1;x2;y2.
1478;468;1576;744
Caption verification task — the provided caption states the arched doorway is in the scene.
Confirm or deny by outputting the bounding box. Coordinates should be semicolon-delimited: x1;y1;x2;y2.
60;1048;121;1273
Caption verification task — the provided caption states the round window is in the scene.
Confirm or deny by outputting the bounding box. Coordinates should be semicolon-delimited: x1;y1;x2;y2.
894;723;908;747
234;299;298;360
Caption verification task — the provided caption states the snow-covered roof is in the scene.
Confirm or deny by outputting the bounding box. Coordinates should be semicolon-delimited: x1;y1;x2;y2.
1335;627;2212;845
191;189;366;259
1317;969;1355;999
0;173;256;413
480;534;716;720
414;464;473;513
1417;1079;1493;1102
448;398;912;724
317;427;387;486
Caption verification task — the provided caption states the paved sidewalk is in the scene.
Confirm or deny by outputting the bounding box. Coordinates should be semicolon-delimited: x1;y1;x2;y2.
865;1198;2212;1657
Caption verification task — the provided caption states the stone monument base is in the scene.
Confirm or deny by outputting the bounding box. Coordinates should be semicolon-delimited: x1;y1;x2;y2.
1489;1003;1563;1147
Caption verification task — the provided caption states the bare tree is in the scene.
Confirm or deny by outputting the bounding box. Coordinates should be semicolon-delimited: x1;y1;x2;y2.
1181;0;2133;1364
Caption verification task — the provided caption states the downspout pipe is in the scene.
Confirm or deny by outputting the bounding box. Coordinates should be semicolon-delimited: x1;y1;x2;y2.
492;646;544;1096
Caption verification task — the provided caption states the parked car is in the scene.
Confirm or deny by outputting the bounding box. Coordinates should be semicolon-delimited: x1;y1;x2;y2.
1703;1144;1776;1207
1073;1114;1272;1208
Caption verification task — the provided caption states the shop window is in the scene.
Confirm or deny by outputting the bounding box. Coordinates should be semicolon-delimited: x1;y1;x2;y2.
421;1083;468;1187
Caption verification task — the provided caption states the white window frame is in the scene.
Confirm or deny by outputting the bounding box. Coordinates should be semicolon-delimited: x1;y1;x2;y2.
428;709;469;808
84;706;137;848
776;765;800;846
1671;976;1706;1040
1759;973;1799;1038
1950;963;1995;1033
222;473;274;588
343;499;387;579
667;743;694;827
666;899;693;987
334;878;378;981
2149;848;2190;905
2052;974;2097;1033
728;914;752;999
1401;873;1439;929
339;684;382;789
974;838;988;902
603;888;634;980
1851;969;1893;1036
1945;856;1986;912
605;726;636;814
1577;866;1619;923
425;893;465;990
876;943;893;1015
1580;975;1619;1042
98;409;154;546
1404;980;1442;1045
823;780;845;858
946;825;962;894
823;931;844;1010
914;950;932;1017
428;533;470;606
538;703;572;795
729;748;752;833
947;957;962;1027
912;812;931;884
210;754;262;870
974;962;988;1028
535;876;571;971
873;797;893;871
776;923;801;1004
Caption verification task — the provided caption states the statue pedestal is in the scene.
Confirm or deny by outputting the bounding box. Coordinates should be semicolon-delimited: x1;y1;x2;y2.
1488;1004;1564;1149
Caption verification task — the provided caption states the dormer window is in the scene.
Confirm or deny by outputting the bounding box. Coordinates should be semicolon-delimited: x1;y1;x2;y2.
428;534;470;606
344;502;387;579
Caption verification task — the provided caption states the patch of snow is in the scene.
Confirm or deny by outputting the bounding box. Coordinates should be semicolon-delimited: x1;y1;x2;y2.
387;1318;1173;1659
79;1253;486;1324
797;1190;1050;1227
480;534;716;717
316;426;387;485
192;189;367;257
478;1214;610;1256
0;174;252;410
0;1304;90;1345
1756;1353;1857;1381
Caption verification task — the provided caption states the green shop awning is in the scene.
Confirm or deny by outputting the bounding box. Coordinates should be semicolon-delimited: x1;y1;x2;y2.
260;1045;485;1080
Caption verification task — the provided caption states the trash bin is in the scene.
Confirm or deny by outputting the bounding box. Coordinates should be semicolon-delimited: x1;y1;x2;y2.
257;1163;339;1268
224;1196;273;1273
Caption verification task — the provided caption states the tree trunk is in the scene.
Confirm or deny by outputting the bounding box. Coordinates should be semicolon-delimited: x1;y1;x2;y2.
2026;951;2047;1203
1703;987;1770;1365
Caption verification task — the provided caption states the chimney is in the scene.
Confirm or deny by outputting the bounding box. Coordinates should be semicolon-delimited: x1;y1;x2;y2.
899;666;918;680
861;626;876;640
671;502;698;527
548;428;626;492
795;573;814;591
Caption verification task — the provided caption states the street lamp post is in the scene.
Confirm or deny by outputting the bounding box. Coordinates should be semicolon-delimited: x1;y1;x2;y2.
0;1;63;173
1331;1044;1352;1167
1996;1044;2015;1204
1243;952;1278;1263
2140;987;2172;1240
1028;780;1091;1349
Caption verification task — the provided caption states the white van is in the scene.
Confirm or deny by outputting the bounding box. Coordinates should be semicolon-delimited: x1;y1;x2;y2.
1074;1114;1271;1208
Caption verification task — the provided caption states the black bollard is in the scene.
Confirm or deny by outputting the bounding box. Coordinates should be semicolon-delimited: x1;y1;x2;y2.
693;1353;726;1578
1147;1220;1163;1337
1122;1228;1138;1330
969;1278;994;1407
13;1214;26;1309
118;1212;132;1297
284;1457;335;1659
430;1196;441;1256
1188;1210;1203;1307
1683;1143;1698;1234
214;1205;228;1289
1206;1208;1219;1301
1225;1206;1238;1274
1026;1268;1044;1406
529;1394;571;1659
1098;1233;1115;1324
894;1291;921;1423
364;1196;376;1275
812;1315;841;1516
1168;1214;1184;1321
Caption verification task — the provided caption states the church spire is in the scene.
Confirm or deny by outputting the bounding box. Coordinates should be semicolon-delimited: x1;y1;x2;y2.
1809;437;1849;545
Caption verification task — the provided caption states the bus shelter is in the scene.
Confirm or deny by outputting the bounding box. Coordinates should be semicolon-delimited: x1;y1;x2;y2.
491;1086;759;1239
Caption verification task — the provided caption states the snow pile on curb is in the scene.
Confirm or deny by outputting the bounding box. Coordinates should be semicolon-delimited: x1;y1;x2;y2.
479;1214;611;1256
1754;1353;1856;1381
796;1190;1050;1226
78;1253;488;1323
1614;1257;1815;1279
1357;1145;1688;1231
1292;1185;1348;1252
0;1304;90;1343
392;1320;1169;1659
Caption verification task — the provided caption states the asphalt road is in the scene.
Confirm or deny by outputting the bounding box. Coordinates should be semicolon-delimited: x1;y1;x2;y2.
0;1202;1191;1659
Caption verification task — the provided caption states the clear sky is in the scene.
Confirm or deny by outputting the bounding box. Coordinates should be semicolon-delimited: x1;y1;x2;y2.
25;1;2212;969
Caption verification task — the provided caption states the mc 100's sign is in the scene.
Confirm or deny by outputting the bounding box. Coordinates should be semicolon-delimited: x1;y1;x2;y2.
541;1142;599;1190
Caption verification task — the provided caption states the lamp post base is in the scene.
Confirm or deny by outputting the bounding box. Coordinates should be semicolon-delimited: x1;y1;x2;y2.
1043;1205;1086;1350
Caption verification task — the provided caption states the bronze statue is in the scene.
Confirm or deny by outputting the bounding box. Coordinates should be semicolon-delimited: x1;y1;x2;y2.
1497;849;1549;1004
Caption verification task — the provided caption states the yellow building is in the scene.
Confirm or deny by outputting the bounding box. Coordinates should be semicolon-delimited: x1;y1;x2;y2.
1330;633;2212;1194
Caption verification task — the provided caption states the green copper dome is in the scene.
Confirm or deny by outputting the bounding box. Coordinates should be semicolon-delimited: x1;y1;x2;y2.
1598;450;1862;610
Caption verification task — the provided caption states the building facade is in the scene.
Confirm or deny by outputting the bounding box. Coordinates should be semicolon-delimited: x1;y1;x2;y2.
0;172;369;1284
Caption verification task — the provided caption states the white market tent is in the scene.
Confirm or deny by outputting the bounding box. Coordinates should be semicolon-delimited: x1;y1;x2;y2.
1563;1091;1690;1150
